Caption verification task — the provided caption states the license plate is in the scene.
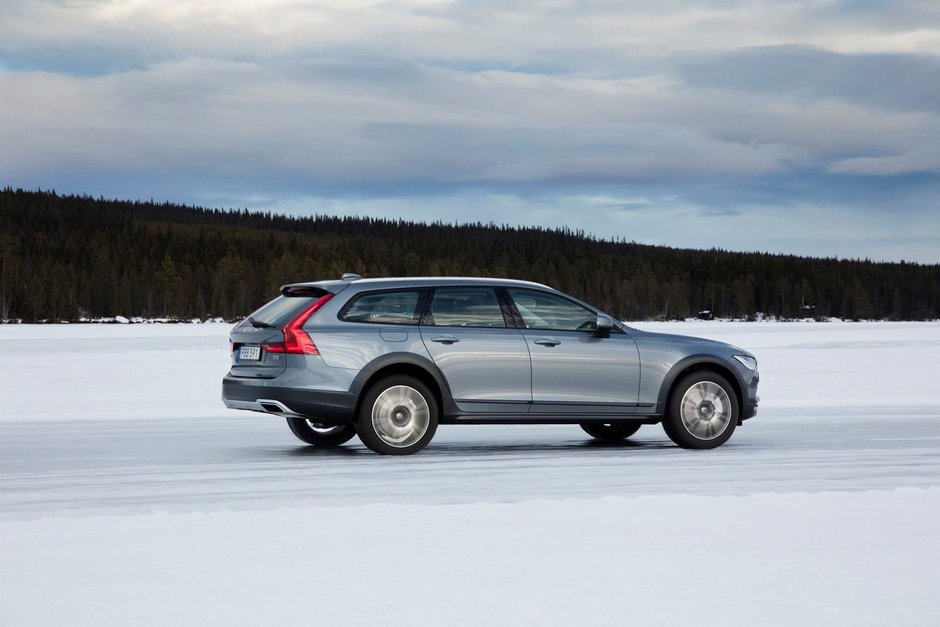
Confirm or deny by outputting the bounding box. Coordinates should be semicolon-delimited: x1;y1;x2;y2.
239;346;261;361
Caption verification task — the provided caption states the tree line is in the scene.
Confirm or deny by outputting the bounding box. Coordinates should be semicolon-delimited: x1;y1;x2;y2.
1;188;938;322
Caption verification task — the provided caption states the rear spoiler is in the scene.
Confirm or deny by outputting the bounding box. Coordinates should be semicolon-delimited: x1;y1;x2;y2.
280;284;332;298
281;275;360;297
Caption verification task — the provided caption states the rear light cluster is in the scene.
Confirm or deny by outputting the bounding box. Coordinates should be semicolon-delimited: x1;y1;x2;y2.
261;293;334;355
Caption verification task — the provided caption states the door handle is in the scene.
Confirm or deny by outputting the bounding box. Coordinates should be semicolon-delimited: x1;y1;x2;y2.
430;335;460;344
533;338;561;347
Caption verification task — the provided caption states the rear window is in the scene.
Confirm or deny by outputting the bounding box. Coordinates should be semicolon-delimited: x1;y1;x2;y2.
248;295;318;327
427;287;506;328
341;290;422;325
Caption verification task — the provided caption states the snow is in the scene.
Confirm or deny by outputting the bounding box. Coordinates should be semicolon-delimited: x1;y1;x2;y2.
0;323;232;422
4;490;936;626
1;320;938;422
1;322;939;626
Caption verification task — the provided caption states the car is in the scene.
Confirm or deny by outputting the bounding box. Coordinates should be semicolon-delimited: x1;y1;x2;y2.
222;274;759;454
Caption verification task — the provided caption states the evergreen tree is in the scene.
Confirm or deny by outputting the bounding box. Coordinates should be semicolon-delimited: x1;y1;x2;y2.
0;188;937;322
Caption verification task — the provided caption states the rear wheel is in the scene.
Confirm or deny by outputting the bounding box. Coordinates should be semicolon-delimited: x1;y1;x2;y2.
286;418;357;447
580;422;641;441
356;376;439;455
663;371;738;449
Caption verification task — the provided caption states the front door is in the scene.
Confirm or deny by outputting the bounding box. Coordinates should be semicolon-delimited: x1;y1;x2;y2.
419;286;531;413
505;288;640;414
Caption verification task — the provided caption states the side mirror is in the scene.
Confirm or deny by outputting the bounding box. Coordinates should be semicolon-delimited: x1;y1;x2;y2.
595;314;613;339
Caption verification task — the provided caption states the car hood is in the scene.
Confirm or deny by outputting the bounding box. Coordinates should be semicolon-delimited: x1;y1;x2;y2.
629;328;752;358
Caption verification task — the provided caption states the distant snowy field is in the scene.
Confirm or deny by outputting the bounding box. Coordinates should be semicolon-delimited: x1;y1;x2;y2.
2;322;938;626
2;320;938;421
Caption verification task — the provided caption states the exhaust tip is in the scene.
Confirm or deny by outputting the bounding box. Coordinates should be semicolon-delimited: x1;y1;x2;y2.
258;398;303;417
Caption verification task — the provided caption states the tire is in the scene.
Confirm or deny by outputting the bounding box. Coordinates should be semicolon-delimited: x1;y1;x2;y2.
663;371;738;449
286;418;357;447
356;375;439;455
580;422;641;441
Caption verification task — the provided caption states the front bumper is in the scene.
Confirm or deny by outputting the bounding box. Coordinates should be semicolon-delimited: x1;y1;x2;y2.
742;395;759;420
222;376;356;425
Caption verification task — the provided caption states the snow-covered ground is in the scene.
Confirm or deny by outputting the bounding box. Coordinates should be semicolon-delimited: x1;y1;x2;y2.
1;322;938;626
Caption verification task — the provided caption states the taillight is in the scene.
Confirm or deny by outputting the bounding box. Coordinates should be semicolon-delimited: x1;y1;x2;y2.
262;293;333;355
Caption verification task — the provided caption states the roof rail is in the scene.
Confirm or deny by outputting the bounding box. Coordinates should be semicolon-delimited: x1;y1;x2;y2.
340;273;363;282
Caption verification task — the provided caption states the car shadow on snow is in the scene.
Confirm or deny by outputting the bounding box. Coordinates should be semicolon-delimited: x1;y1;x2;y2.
259;437;679;459
419;439;679;456
282;445;367;457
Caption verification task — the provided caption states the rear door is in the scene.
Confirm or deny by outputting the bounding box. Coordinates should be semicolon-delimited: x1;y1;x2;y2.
419;286;531;413
229;291;327;379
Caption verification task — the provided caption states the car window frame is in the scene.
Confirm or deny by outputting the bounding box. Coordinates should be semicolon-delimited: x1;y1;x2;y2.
337;288;429;326
420;286;516;329
501;287;623;334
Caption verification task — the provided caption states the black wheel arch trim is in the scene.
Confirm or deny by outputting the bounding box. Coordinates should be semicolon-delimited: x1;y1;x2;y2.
655;355;749;416
350;352;459;417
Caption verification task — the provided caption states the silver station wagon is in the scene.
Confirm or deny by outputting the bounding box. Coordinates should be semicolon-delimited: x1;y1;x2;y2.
223;275;759;454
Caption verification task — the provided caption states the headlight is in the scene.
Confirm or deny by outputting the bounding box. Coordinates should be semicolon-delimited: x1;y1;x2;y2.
733;355;758;370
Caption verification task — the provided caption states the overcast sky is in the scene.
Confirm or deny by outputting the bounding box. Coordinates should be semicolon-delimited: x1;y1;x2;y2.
2;0;938;263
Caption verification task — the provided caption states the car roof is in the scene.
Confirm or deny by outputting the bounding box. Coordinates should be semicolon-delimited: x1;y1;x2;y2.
282;276;553;293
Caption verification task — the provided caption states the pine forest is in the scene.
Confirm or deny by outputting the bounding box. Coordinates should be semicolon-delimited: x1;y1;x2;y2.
1;188;937;322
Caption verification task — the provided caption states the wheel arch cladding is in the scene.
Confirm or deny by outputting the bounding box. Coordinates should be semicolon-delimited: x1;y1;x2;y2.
352;355;448;419
659;358;745;417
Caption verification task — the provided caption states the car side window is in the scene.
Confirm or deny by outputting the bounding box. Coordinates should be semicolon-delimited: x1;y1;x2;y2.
507;288;596;331
341;290;421;325
427;288;506;328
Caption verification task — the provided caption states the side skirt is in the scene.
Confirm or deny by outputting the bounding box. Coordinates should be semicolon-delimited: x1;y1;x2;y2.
441;414;662;425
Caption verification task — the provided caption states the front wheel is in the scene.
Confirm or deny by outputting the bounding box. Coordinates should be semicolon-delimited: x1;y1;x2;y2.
580;422;641;441
356;376;439;455
663;371;738;449
286;418;357;447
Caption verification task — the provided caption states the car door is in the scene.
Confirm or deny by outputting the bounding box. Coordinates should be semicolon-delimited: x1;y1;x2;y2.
505;288;640;414
419;286;531;413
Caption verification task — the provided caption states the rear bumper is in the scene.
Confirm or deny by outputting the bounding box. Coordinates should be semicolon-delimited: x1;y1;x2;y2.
222;376;356;425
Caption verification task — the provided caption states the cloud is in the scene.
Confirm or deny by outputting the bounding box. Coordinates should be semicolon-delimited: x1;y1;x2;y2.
4;1;940;73
676;44;940;113
828;146;940;175
1;56;931;184
0;0;938;262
